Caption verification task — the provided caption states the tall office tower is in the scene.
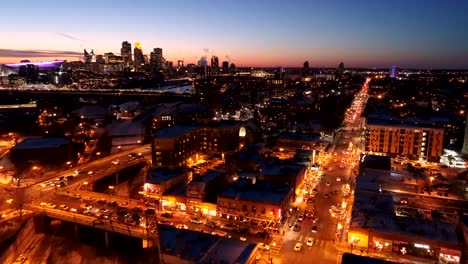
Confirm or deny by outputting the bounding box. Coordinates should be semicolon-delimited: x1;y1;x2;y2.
121;41;132;65
150;48;163;72
210;56;219;74
336;62;345;78
133;42;145;70
389;66;399;78
177;60;184;68
302;61;310;77
222;61;229;73
462;113;468;157
84;49;95;63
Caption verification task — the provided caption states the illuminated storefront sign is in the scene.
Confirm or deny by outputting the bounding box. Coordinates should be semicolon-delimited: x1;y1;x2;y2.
414;243;430;249
439;248;461;264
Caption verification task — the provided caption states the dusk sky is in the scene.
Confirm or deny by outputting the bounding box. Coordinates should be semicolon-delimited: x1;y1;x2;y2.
1;0;467;68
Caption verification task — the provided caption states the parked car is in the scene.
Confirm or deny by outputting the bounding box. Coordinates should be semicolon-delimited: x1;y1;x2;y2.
205;221;217;228
80;204;92;210
221;224;235;231
189;218;203;224
306;238;314;246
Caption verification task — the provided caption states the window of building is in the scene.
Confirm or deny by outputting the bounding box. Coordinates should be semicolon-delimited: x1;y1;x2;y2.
156;152;161;155
251;206;256;213
242;204;247;212
162;115;171;121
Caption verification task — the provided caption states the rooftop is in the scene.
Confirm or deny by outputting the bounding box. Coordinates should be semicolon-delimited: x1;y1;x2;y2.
154;125;200;138
261;158;306;177
361;155;391;171
147;168;187;185
356;168;420;193
13;137;69;150
221;178;292;205
277;131;320;142
351;190;459;246
366;118;442;130
108;119;145;136
159;225;256;264
195;170;224;183
72;105;109;119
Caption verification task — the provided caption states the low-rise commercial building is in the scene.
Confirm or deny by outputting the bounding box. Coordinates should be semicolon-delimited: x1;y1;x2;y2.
10;137;72;165
143;168;188;206
348;191;462;263
349;155;462;263
186;170;231;217
277;131;320;151
217;178;294;224
260;158;307;196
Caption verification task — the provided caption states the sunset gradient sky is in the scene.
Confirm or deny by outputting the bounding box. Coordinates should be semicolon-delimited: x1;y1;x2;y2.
1;0;467;68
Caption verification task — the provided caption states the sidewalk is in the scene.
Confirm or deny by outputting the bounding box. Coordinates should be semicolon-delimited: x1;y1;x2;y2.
334;242;439;264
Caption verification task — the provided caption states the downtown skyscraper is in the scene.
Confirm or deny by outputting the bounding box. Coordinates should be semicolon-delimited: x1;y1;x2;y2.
150;48;163;72
121;41;132;65
134;42;145;71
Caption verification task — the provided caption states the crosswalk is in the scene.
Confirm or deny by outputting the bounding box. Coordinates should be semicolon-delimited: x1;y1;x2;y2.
269;235;284;255
297;236;332;248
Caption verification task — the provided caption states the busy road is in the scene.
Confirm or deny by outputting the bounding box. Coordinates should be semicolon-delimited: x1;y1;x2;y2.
267;79;369;264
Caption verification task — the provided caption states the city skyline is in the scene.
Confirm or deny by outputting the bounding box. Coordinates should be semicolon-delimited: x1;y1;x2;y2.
1;0;468;69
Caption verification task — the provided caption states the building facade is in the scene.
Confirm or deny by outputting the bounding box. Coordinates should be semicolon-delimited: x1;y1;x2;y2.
133;42;145;70
121;41;132;65
365;120;444;162
150;48;163;72
217;179;294;224
153;122;245;167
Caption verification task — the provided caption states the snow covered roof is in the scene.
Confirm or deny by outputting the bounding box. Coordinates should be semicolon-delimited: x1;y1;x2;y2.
351;190;459;246
154;125;200;138
72;105;110;119
147;168;186;184
159;225;256;264
107;120;145;137
221;178;292;205
13;137;69;150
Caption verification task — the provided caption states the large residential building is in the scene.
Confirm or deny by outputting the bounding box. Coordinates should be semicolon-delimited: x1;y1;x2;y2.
152;121;255;168
364;119;444;162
